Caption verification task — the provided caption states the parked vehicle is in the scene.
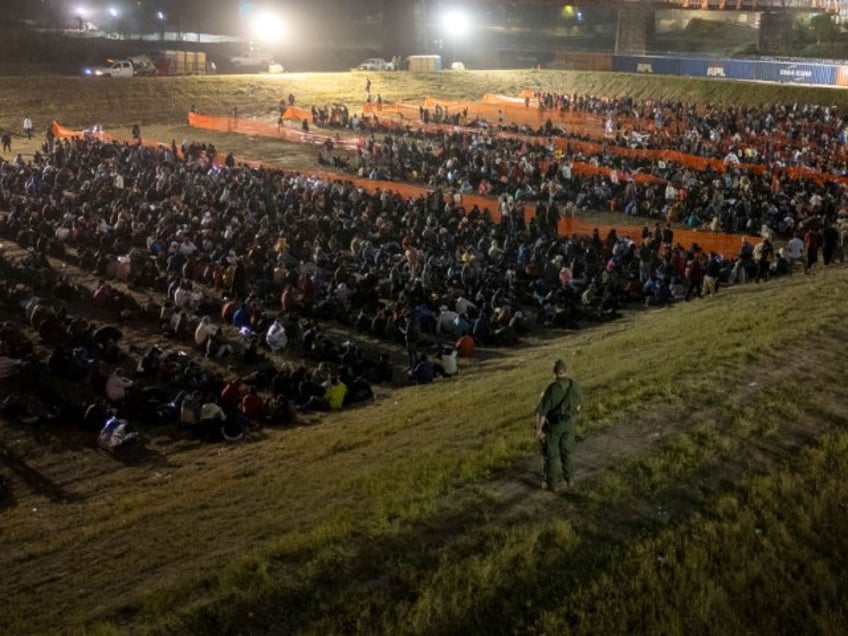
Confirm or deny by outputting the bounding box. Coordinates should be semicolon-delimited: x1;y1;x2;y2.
357;57;394;71
230;48;274;69
83;56;156;78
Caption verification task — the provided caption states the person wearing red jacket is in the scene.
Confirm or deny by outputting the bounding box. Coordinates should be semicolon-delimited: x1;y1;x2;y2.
241;386;266;420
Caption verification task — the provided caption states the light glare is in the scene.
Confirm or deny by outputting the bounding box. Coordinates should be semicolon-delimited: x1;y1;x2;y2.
251;10;286;43
442;9;470;37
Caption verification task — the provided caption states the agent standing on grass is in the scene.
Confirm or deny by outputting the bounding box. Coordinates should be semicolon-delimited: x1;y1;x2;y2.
534;358;582;492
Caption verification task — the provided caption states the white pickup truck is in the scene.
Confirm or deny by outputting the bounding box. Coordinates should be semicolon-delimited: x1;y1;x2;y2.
84;59;135;78
84;57;156;78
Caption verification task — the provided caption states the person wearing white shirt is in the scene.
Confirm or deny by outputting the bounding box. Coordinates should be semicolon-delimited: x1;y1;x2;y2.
436;306;459;335
434;347;458;378
105;369;134;402
786;233;805;273
266;318;288;351
173;282;193;309
178;238;197;256
194;316;217;348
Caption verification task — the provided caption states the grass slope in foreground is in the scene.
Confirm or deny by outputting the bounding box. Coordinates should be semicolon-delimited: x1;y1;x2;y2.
2;264;848;634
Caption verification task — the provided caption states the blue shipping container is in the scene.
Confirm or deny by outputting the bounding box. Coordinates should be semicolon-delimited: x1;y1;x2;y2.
612;55;679;76
679;57;756;81
755;61;837;85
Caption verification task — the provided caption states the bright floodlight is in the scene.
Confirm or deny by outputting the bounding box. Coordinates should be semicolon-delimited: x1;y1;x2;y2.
108;7;119;18
442;8;470;37
75;6;87;17
251;9;286;43
156;11;165;21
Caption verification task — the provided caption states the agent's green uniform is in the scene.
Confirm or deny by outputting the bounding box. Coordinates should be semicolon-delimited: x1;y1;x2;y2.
535;376;582;487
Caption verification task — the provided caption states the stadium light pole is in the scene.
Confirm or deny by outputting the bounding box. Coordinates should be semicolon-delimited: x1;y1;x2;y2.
156;10;165;40
441;8;470;66
75;6;86;31
108;6;122;39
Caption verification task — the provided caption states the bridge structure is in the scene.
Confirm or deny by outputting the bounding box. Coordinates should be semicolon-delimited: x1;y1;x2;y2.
503;0;837;10
494;0;839;53
383;0;841;59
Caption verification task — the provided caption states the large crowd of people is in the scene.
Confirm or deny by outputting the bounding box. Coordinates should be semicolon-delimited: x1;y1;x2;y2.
311;91;848;238
0;86;847;453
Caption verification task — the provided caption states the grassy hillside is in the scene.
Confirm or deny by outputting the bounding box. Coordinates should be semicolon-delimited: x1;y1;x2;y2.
5;69;848;137
1;71;848;634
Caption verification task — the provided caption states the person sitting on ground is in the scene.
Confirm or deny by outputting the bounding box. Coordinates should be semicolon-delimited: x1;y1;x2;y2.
194;316;217;349
92;280;117;307
105;367;135;403
232;302;251;329
455;333;475;358
339;366;374;405
268;394;296;426
409;353;435;384
266;317;288;352
220;376;244;411
240;385;266;421
298;373;346;411
197;398;227;440
434;344;458;378
435;305;459;335
180;390;203;426
206;327;234;359
324;374;348;410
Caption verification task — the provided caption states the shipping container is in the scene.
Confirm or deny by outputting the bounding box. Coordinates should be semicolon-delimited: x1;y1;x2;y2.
156;50;209;76
496;50;555;69
755;61;836;85
679;57;756;81
552;51;612;72
406;55;442;72
612;55;679;76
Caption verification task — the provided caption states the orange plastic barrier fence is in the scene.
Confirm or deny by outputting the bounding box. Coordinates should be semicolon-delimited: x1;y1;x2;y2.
50;120;747;257
187;112;365;151
282;106;312;121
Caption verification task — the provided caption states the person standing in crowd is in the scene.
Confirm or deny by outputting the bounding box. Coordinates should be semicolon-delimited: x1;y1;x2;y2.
786;232;806;274
23;115;33;140
534;359;582;492
804;225;821;271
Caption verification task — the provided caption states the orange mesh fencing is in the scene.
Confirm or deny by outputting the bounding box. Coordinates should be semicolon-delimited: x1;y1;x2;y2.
282;106;312;121
187;112;365;151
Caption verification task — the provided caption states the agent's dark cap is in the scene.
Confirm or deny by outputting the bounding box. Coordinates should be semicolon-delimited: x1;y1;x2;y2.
553;359;566;374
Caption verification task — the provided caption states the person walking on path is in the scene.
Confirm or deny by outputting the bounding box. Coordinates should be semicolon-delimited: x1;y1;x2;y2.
534;359;582;492
23;116;33;140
